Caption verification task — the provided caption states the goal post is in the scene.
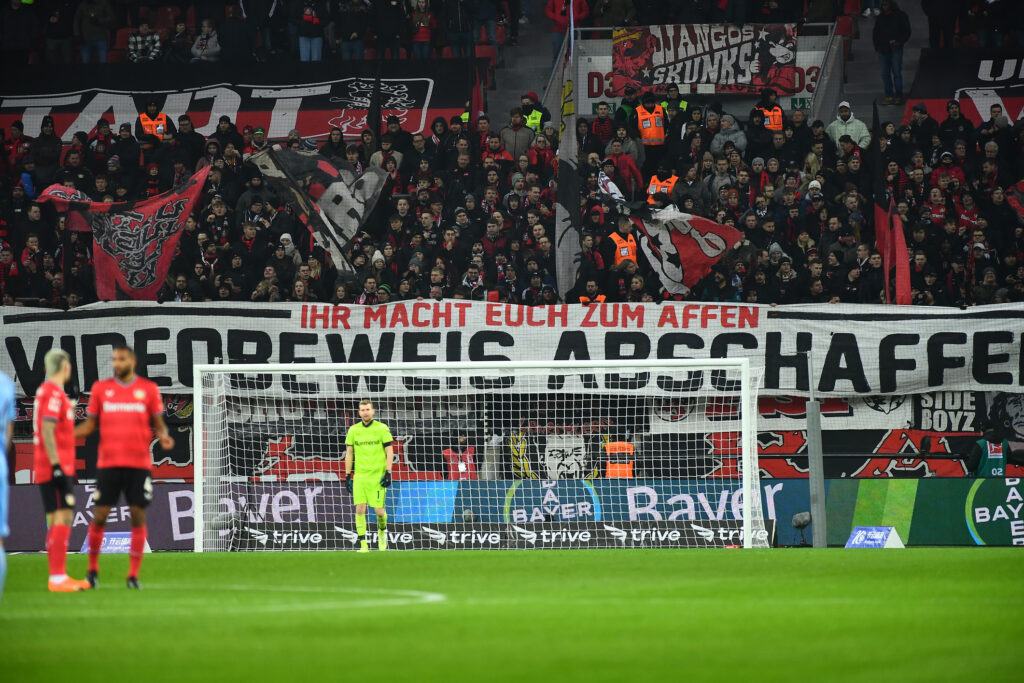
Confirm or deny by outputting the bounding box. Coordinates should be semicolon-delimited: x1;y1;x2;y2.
193;359;770;552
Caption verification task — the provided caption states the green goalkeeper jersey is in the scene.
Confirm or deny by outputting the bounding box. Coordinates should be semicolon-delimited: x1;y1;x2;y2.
346;419;394;476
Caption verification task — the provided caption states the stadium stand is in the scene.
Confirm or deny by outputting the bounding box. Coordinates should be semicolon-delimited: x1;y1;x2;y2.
0;0;1022;310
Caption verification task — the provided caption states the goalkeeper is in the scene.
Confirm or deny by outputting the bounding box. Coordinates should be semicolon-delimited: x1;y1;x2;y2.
345;400;395;553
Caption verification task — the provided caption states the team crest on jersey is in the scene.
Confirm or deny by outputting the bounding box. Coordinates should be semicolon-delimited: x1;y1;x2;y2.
105;389;114;397
134;389;146;400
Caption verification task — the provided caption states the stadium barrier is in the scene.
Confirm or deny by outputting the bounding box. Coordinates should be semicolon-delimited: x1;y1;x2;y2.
7;476;1022;551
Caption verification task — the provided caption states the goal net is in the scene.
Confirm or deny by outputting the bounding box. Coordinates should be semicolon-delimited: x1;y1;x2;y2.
194;360;770;551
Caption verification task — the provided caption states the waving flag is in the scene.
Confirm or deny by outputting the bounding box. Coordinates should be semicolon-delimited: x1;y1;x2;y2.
250;149;387;273
631;206;743;293
37;167;210;300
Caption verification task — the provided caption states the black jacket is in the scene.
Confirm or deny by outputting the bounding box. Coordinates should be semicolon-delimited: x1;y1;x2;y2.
872;2;912;54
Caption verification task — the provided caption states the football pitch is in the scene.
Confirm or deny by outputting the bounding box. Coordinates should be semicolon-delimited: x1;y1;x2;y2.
2;549;1021;682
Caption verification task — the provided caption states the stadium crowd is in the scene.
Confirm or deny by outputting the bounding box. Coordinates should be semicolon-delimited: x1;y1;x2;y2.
1;0;1023;310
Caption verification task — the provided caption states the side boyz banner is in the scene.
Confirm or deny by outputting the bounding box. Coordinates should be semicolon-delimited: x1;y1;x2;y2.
610;24;799;97
0;61;485;142
3;301;1022;398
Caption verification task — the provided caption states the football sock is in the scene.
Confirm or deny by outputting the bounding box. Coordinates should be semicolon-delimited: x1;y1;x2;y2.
356;513;367;539
47;523;71;581
128;526;147;578
88;523;105;573
0;545;6;604
377;511;387;533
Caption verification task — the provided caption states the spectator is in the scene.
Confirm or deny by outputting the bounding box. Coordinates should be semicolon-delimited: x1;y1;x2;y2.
191;18;222;62
295;0;326;62
825;102;871;153
332;0;369;60
128;20;162;62
165;20;195;63
444;0;475;58
409;0;438;59
73;0;113;64
545;0;588;63
43;0;76;65
375;0;406;59
872;0;910;106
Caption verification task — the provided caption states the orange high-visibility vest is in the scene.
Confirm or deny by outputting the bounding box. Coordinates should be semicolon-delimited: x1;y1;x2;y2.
604;441;635;478
578;294;607;304
139;112;168;137
609;232;637;265
758;105;783;131
636;104;665;146
646;174;678;204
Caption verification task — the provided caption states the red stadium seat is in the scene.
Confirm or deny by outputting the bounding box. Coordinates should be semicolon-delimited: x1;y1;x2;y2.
475;44;497;68
153;5;181;30
113;27;133;51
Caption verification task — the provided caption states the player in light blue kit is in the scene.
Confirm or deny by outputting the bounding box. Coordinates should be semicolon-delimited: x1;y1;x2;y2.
0;371;16;603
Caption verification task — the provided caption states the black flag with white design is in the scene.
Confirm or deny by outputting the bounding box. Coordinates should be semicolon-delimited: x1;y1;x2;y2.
250;149;388;273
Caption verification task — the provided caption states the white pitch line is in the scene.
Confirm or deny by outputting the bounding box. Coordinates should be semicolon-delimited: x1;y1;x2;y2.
0;586;447;619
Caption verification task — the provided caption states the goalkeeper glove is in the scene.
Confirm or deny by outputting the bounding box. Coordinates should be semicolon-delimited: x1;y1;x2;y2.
380;471;392;488
345;473;353;494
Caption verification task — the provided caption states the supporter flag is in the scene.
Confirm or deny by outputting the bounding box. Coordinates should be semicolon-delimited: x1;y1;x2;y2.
597;171;624;202
554;6;582;295
871;101;911;305
250;149;388;273
37;167;210;300
630;207;743;293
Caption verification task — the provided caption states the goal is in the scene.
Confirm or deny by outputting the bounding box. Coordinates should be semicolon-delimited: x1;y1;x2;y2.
193;359;770;551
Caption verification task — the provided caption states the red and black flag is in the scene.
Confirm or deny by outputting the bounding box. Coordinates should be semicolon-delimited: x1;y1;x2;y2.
37;167;210;300
871;101;911;305
631;207;743;294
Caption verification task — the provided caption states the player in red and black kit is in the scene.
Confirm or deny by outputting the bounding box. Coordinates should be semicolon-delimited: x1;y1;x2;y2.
34;349;91;591
74;345;173;589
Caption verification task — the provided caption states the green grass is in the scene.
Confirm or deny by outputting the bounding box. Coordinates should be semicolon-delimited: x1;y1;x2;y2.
2;549;1022;682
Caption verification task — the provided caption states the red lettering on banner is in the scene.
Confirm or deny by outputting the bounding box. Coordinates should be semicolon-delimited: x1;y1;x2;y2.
682;305;699;328
721;306;736;328
738;306;759;328
600;305;619;327
548;305;568;327
389;303;409;328
309;305;330;329
331;306;351;329
364;306;387;328
453;301;472;326
485;302;502;326
435;302;453;327
657;306;678;328
622;305;644;328
301;304;308;327
581;305;598;327
526;306;546;326
412;302;432;327
505;304;524;327
700;306;718;327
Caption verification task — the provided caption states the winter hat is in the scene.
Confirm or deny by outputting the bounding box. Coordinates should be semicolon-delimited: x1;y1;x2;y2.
721;114;736;126
751;157;765;166
372;250;385;265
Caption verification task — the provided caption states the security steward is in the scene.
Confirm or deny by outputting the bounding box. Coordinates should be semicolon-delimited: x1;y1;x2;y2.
135;98;176;147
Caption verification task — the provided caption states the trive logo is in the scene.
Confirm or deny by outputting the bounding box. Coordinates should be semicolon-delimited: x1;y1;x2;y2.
421;526;503;547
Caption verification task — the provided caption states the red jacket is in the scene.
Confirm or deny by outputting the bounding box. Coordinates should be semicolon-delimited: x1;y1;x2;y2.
610;151;643;194
545;0;588;34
